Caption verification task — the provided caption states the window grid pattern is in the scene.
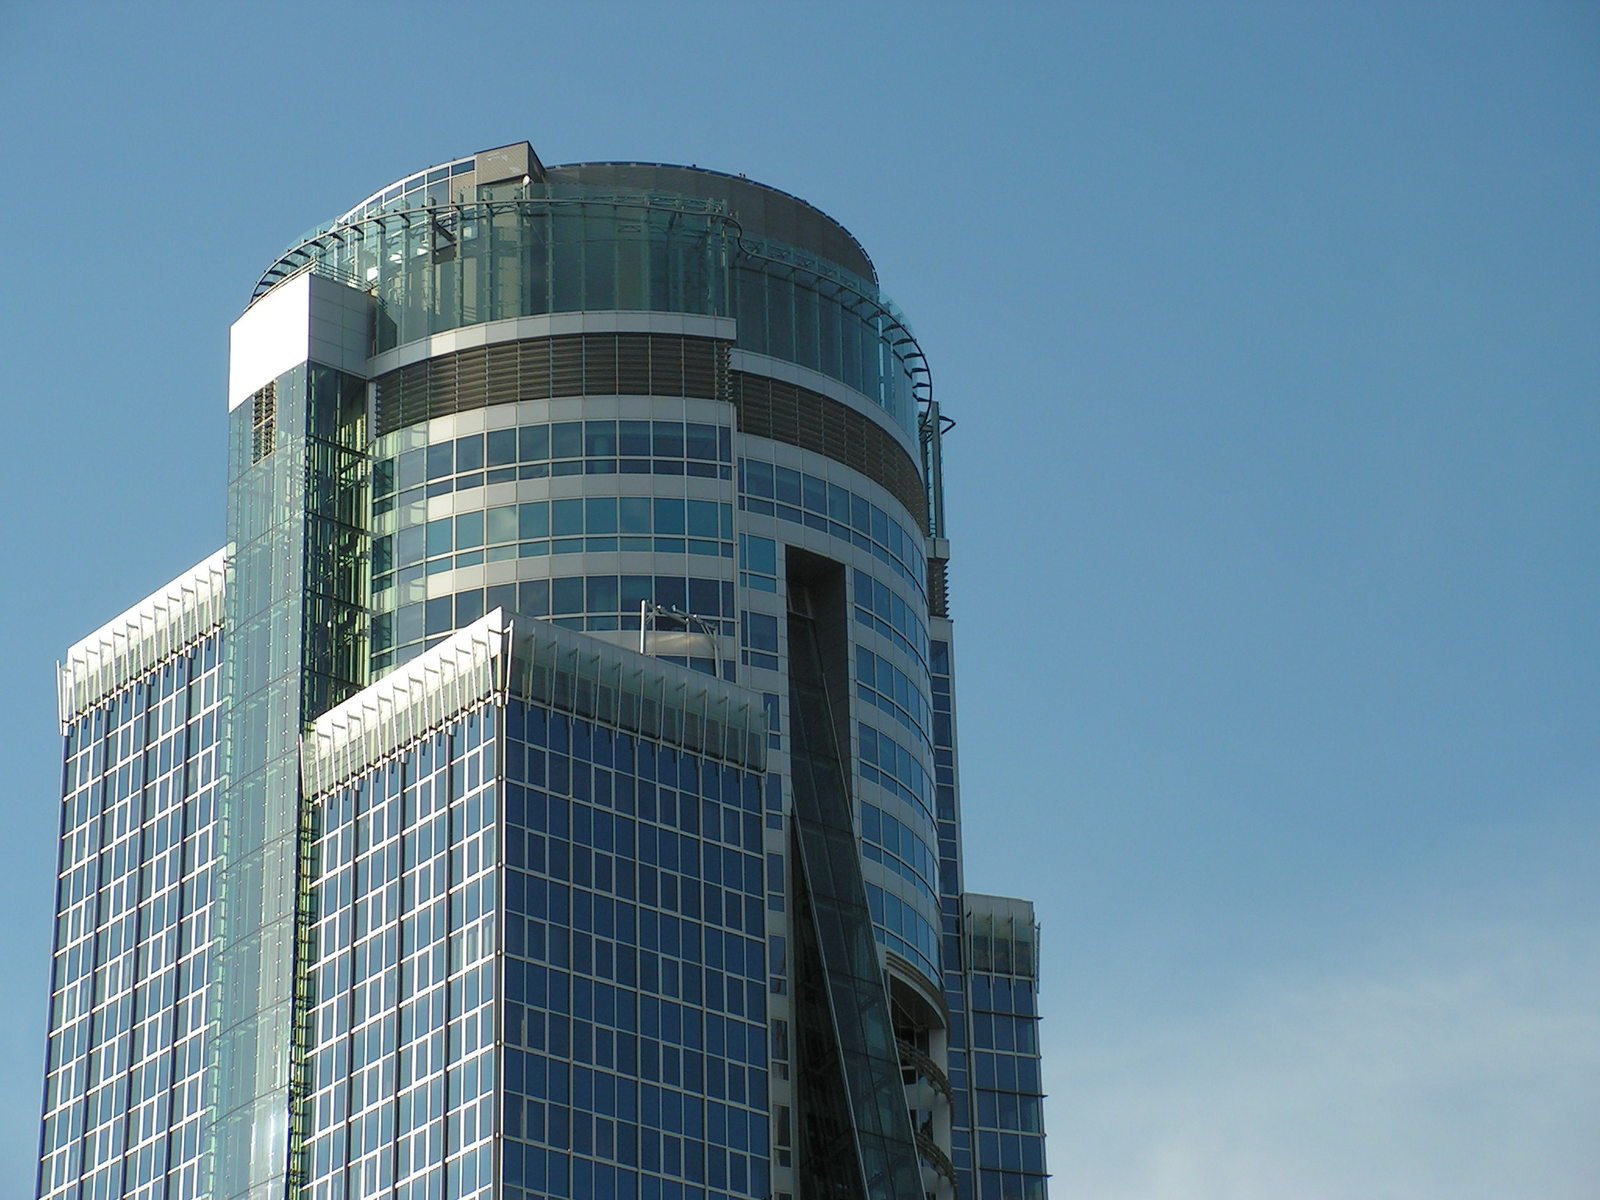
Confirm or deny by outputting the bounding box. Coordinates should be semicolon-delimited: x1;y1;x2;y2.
215;362;370;1200
967;972;1047;1200
38;629;223;1200
736;535;777;596
731;262;920;437
739;459;926;604
738;612;779;674
305;707;499;1200
854;702;942;984
738;481;943;1002
375;496;735;594
930;638;977;1196
728;373;925;521
378;577;736;676
857;724;934;827
373;419;735;522
369;417;737;675
853;568;931;669
501;700;771;1200
862;886;939;986
299;205;734;360
855;644;933;750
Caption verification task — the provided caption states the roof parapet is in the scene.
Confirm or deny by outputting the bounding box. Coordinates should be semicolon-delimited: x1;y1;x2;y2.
302;610;767;797
963;893;1043;982
58;550;227;726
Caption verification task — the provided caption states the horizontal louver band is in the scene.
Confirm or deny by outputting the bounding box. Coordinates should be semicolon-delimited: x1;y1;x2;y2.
730;372;926;533
373;332;927;532
374;333;728;435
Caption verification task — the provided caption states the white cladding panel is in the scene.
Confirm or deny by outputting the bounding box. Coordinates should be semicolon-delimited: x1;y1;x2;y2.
229;273;372;409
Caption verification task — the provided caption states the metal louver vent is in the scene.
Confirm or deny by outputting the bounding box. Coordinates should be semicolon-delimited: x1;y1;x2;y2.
455;347;487;412
683;339;716;399
730;372;928;533
927;556;950;618
652;337;684;396
518;340;553;400
583;336;618;395
485;342;519;408
250;382;276;464
550;337;584;397
426;356;456;420
617;334;651;395
371;333;736;438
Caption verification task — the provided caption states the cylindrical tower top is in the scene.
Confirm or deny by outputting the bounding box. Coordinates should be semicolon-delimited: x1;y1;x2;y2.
249;141;930;445
260;141;876;295
541;161;877;283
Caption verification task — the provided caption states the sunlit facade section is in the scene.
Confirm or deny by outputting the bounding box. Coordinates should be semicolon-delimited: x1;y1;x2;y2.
40;557;226;1200
297;613;770;1200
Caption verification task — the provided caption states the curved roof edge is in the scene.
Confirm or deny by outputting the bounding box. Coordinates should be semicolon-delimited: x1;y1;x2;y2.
284;142;878;287
543;160;877;284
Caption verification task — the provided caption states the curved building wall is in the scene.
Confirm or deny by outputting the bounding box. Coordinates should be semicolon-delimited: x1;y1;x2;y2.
225;150;956;1200
258;184;922;438
369;393;739;674
363;330;944;1006
732;432;943;989
541;161;878;283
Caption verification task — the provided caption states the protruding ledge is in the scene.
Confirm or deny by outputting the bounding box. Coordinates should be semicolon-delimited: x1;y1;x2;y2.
302;609;767;796
58;549;227;726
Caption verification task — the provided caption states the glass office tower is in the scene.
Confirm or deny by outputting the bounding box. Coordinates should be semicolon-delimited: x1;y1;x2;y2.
44;556;227;1200
40;141;1048;1200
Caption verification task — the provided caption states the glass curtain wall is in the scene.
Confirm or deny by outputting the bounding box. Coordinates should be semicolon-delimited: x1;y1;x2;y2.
38;632;224;1200
214;364;368;1200
304;708;499;1199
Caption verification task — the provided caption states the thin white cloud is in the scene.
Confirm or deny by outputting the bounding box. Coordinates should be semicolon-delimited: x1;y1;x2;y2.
1045;915;1600;1200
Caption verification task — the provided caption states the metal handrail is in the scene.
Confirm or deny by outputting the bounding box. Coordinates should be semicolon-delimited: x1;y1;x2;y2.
896;1039;956;1105
255;192;730;301
914;1128;959;1187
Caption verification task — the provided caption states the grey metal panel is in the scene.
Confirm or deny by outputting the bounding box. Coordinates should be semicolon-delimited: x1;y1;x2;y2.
475;141;539;184
544;162;877;283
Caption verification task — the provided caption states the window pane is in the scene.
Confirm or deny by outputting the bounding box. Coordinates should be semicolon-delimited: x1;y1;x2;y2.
585;498;618;535
653;498;685;535
487;429;517;466
652;422;684;458
486;505;518;544
519;425;550;462
426;519;452;557
619;496;651;534
426;442;453;480
684;423;718;461
618;421;651;457
686;501;719;539
552;499;584;536
455;435;484;471
519;501;550;538
551;422;583;459
552;577;584;615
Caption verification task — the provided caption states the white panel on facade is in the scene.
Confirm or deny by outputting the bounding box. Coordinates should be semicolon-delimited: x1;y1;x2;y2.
229;273;373;409
229;272;312;410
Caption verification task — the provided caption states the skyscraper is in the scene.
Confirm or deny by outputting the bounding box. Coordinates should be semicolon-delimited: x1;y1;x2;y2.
40;142;1048;1200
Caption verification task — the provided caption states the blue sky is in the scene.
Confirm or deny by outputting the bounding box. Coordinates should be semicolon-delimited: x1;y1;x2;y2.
2;3;1595;1196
